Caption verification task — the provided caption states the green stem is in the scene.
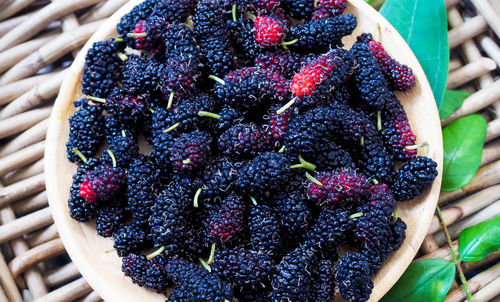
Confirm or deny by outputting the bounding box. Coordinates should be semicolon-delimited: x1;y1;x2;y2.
105;248;116;253
249;195;258;206
372;178;379;185
148;108;155;114
182;158;191;164
72;148;88;163
199;257;211;272
278;145;285;153
117;52;128;61
436;206;473;302
232;4;237;22
246;11;256;20
147;246;165;260
121;130;126;137
198;111;221;120
193;188;203;208
281;39;298;46
360;136;364;146
87;96;106;103
127;32;147;38
377;111;382;131
306;172;323;186
290;155;316;171
349;212;363;219
208;75;225;85
115;37;124;42
106;149;117;168
392;208;398;221
277;98;296;115
163;122;180;133
405;141;429;150
167;91;175;109
207;243;216;265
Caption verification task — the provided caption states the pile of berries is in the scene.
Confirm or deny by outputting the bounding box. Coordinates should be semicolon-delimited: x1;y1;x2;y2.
68;0;438;301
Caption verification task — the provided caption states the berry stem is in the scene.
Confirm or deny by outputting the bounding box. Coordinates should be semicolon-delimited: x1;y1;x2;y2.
167;91;175;109
392;208;398;221
193;187;202;208
207;243;216;265
87;96;106;103
249;195;258;206
182;158;191;164
163;122;180;133
127;32;147;38
72;148;88;163
278;145;285;153
148;108;155;114
436;205;473;302
405;141;429;150
208;75;226;85
105;248;116;253
116;52;128;61
232;4;237;22
306;172;323;186
377;111;382;131
121;130;126;137
146;246;165;260
372;178;379;185
106;149;117;168
115;37;124;42
281;39;298;46
199;257;211;272
290;155;316;171
198;111;221;120
348;212;363;219
277;98;296;115
246;11;256;20
360;136;364;146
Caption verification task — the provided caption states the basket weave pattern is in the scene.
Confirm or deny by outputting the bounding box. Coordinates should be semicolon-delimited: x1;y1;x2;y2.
0;0;498;301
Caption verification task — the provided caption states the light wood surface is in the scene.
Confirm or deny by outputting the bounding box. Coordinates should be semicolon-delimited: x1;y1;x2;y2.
44;0;443;301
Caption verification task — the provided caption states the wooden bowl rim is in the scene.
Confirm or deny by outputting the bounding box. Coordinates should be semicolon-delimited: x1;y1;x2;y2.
45;0;443;301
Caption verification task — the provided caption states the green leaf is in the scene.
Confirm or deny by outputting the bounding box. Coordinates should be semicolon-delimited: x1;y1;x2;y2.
439;90;471;119
459;215;500;262
381;259;455;302
380;0;449;106
364;0;386;10
441;114;487;191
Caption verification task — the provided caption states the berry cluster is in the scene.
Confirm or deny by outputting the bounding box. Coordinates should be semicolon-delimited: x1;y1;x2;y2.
66;0;439;301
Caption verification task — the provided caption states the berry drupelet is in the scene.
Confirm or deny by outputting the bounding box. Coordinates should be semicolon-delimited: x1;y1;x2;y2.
311;260;336;302
248;204;281;256
169;131;212;174
350;41;392;110
255;51;309;79
304;208;354;255
287;14;357;52
101;135;139;169
254;15;287;47
307;169;369;207
358;33;416;91
212;248;273;289
281;0;314;19
68;158;100;222
354;203;393;258
82;38;125;98
163;23;199;58
213;67;289;110
127;156;161;227
165;258;233;301
271;245;317;301
113;224;151;257
289;48;355;109
121;54;159;93
368;182;397;217
201;157;241;198
312;0;348;19
271;188;312;236
314;142;355;170
380;96;418;161
337;252;374;302
66;99;104;164
239;152;292;193
393;156;438;201
208;194;247;244
218;123;270;158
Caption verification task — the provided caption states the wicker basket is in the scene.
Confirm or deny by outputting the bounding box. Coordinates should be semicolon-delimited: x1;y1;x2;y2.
0;0;498;301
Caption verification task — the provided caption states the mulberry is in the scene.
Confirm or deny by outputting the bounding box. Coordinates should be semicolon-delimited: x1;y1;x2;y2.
288;14;357;52
79;161;125;204
167;93;217;132
312;0;348;20
239;152;292;193
121;253;172;292
255;51;309;79
271;246;317;301
271;189;312;235
208;194;247;244
336;252;373;302
201;157;241;198
127;156;161;226
358;33;416;91
68;158;100;222
311;260;336;302
266;104;293;143
117;0;157;45
218;123;270;158
96;200;127;237
368;183;397;217
307;169;369;207
104;87;147;127
130;15;168;50
101;135;139;169
199;107;244;135
314;142;354;170
281;0;314;19
122;54;159;93
82;39;125;98
113;224;151;257
66;99;104;164
254;15;287;47
169;131;213;174
392;156;438;201
248;205;281;255
213;67;289;110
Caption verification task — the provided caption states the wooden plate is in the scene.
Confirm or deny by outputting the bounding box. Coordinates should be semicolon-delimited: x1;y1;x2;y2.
45;0;443;300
